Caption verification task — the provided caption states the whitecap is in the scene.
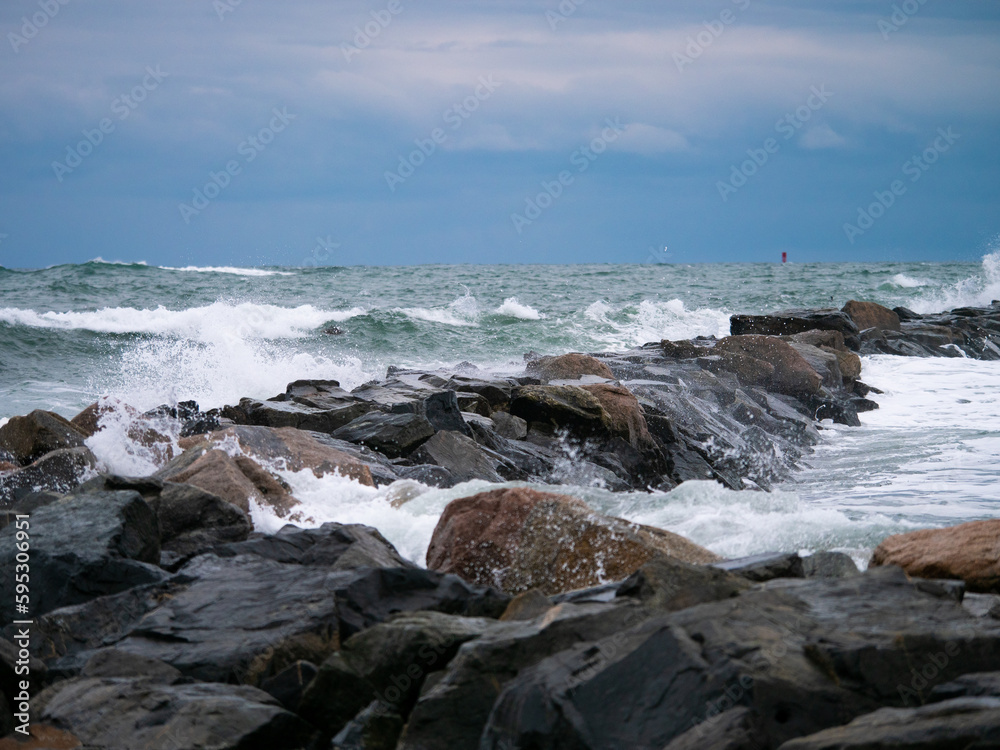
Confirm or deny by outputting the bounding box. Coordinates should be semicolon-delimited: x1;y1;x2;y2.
494;297;543;320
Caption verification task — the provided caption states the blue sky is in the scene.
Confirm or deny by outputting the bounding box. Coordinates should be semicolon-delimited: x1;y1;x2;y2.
1;0;998;267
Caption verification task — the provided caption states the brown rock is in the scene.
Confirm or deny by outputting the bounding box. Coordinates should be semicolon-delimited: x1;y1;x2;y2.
870;520;1000;593
70;400;177;465
526;353;614;382
842;300;901;332
499;589;553;621
0;410;86;466
580;383;654;450
0;725;82;750
831;348;862;381
509;385;610;436
712;350;776;387
715;335;823;396
0;462;16;473
426;487;720;595
660;340;709;359
784;329;848;352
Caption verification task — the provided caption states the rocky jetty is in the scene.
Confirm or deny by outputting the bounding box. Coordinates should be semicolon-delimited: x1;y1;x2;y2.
2;299;1000;748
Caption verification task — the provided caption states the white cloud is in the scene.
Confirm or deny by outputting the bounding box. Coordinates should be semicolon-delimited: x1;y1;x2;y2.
798;123;847;149
614;123;689;155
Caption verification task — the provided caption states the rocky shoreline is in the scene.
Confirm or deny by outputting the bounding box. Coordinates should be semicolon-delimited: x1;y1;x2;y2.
2;299;1000;748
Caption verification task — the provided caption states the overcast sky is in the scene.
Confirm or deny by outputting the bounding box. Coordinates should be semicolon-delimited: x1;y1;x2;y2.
1;0;998;267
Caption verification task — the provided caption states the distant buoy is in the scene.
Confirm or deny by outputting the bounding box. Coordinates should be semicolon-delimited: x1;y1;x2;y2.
782;252;787;263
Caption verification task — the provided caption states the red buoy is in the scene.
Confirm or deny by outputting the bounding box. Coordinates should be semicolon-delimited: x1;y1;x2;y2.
782;252;787;263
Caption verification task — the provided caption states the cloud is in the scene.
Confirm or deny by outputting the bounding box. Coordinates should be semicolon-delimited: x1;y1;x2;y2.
614;124;690;155
799;123;847;149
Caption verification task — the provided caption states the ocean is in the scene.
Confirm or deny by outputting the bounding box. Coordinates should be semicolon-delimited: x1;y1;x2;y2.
2;254;999;567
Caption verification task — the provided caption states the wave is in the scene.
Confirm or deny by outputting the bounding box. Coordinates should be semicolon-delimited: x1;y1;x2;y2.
585;298;731;346
908;249;1000;314
397;292;480;327
160;265;295;277
0;302;365;340
87;257;149;267
886;273;931;288
494;297;543;320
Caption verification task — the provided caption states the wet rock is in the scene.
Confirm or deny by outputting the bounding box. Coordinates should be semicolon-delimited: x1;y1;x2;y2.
526;353;615;382
0;447;97;505
786;342;843;390
409;430;505;484
332;412;436;458
580;382;656;450
79;649;182;682
35;676;315;750
871;519;1000;592
802;551;860;578
730;309;861;349
617;555;750;611
963;593;1000;619
227;394;374;433
664;706;767;750
930;671;1000;700
399;600;648;750
500;589;553;621
491;411;527;440
426;487;719;595
713;551;805;582
0;491;164;627
481;567;1000;749
259;659;318;711
842;299;902;332
509;385;610;437
0;410;86;466
331;701;405;750
778;697;1000;749
716;336;823;396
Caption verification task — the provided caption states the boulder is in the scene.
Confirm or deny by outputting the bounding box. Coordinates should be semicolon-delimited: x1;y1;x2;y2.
409;430;504;484
786;342;843;390
617;555;750;611
580;383;655;450
842;299;902;332
508;385;610;437
0;490;164;626
426;487;720;595
0;446;97;505
156;446;297;517
802;551;860;578
0;410;86;466
870;519;1000;592
490;411;527;440
225;395;374;433
715;335;823;396
778;697;1000;749
154;482;252;567
526;353;614;382
35;676;315;750
259;659;318;711
332;412;435;458
931;671;1000;700
713;551;805;582
784;329;848;352
332;701;405;750
730;308;861;348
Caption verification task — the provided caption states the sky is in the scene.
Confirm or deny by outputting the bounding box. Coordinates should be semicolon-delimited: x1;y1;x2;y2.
1;0;998;268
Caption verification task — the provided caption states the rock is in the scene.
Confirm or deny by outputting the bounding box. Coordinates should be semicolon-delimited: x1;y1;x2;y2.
0;725;82;749
963;593;1000;619
156;446;297;517
499;589;553;621
35;676;315;750
580;383;655;450
0;490;164;626
481;567;1000;749
332;701;405;750
409;430;504;484
894;305;923;321
842;299;902;332
228;394;374;433
0;447;97;505
80;649;182;682
777;697;1000;749
664;706;766;750
508;385;609;437
202;425;376;486
426;487;719;595
784;329;848;351
617;555;750;611
706;350;776;387
931;671;1000;700
786;342;843;390
155;482;252;567
526;353;614;382
213;521;414;570
259;659;318;711
332;412;436;458
0;410;86;466
870;519;1000;592
730;309;861;348
398;600;648;750
716;335;823;396
802;551;860;578
714;552;805;582
661;339;710;359
491;411;527;440
1;637;47;721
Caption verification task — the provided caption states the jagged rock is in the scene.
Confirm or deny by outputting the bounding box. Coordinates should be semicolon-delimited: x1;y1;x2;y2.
714;552;805;582
730;309;861;349
331;701;405;750
348;384;472;436
871;519;1000;592
526;353;614;382
500;589;553;621
0;447;97;505
409;430;505;484
664;706;767;750
716;336;823;396
802;551;860;578
491;411;527;440
617;555;750;611
0;490;164;626
963;593;1000;619
787;342;843;389
508;385;609;437
842;299;902;332
0;410;86;466
259;659;318;711
34;676;315;750
0;724;82;749
931;671;1000;700
661;339;711;359
426;487;719;595
778;697;1000;749
480;567;1000;749
332;412;436;458
580;383;656;449
80;649;182;682
155;446;297;517
398;600;648;750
